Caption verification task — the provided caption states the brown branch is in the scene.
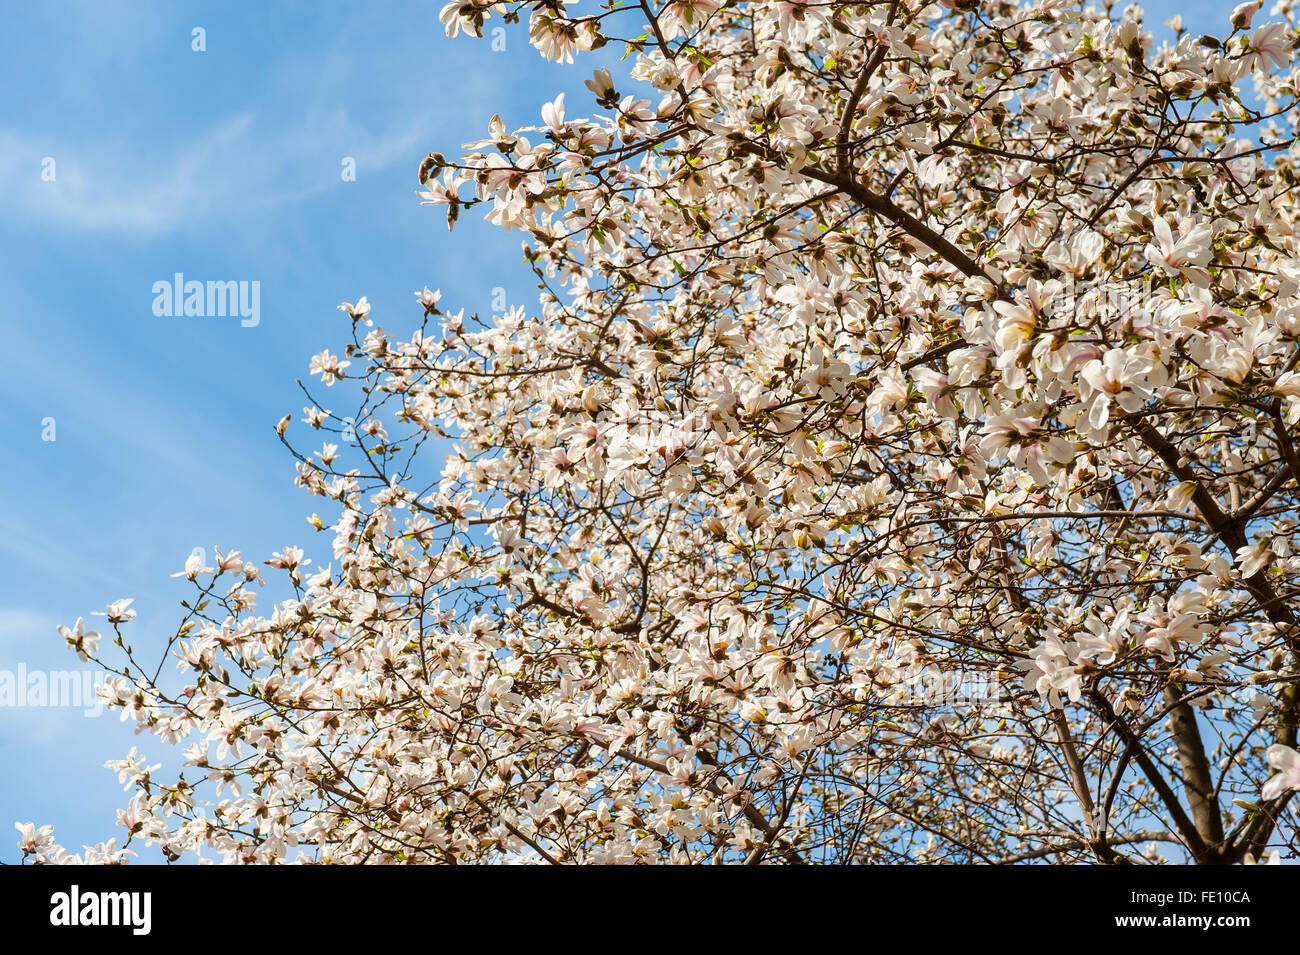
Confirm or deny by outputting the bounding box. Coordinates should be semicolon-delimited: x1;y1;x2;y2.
1163;685;1226;853
1089;690;1212;862
836;1;899;176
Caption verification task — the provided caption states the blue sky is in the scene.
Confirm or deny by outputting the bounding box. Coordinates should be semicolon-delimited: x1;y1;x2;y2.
0;0;1245;861
0;0;618;861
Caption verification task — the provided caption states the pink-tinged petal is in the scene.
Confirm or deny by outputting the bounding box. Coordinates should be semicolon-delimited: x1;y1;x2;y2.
1088;394;1110;431
1267;743;1300;773
1262;775;1288;802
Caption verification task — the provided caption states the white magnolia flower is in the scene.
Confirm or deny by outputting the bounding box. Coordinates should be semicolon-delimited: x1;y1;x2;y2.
585;68;615;99
541;93;566;131
309;350;350;385
92;599;137;624
1144;217;1212;275
57;617;101;661
15;821;54;855
1246;22;1291;72
1076;610;1130;667
338;296;371;322
1262;744;1300;800
1235;540;1275;578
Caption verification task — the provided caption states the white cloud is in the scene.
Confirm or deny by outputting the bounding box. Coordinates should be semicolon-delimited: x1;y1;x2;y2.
0;107;439;234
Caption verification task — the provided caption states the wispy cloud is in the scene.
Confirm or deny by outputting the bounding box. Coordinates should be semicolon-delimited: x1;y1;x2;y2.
0;107;437;234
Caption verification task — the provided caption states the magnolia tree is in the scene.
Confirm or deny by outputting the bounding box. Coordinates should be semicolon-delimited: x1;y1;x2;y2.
20;0;1300;864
